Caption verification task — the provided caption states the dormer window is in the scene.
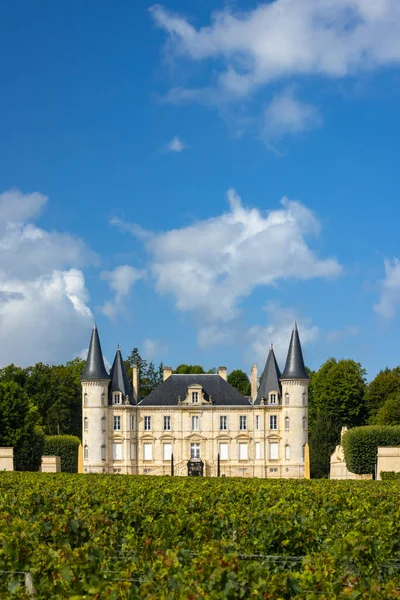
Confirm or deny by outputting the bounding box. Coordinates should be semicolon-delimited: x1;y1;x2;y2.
192;392;199;403
269;393;277;405
113;393;121;405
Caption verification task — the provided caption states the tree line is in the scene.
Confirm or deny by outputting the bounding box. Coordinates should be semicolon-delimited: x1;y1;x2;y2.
1;347;399;475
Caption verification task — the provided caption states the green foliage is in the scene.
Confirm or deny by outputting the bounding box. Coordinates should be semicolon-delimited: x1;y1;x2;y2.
342;425;400;475
309;412;341;478
381;471;400;480
174;364;205;374
376;391;400;425
227;369;251;396
44;435;81;473
366;368;400;422
2;475;400;597
0;380;43;471
124;348;164;398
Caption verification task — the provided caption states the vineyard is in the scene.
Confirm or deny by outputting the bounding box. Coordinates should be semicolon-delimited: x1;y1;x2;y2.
1;474;400;598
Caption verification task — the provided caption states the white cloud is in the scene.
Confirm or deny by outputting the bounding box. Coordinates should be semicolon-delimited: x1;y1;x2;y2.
142;338;168;360
374;258;400;319
100;265;145;320
0;189;95;366
151;1;400;97
135;188;341;323
165;136;188;152
248;303;319;368
151;1;400;136
263;88;322;139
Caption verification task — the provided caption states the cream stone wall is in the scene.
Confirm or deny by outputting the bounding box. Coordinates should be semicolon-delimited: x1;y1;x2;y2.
280;379;308;473
377;447;400;480
41;455;61;473
0;447;14;471
82;379;110;473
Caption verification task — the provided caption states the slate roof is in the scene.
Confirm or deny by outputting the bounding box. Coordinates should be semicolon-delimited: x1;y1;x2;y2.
81;323;110;381
139;374;251;406
281;322;309;380
254;346;281;405
109;348;134;405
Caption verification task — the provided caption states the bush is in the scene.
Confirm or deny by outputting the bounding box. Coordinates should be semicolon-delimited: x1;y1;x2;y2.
14;426;45;471
44;435;80;472
381;472;400;480
342;425;400;475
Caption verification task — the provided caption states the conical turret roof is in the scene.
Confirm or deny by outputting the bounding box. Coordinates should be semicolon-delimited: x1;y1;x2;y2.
254;345;281;404
81;323;110;381
281;322;309;380
109;347;134;405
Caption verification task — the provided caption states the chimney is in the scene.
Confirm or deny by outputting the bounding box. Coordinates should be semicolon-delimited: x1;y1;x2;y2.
251;364;258;401
132;365;139;403
163;366;173;381
218;366;227;381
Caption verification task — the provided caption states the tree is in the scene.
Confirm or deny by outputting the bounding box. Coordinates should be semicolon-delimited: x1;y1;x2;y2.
227;369;251;396
309;412;341;478
0;381;44;471
174;364;205;374
125;348;164;399
312;358;367;428
365;368;400;423
375;391;400;426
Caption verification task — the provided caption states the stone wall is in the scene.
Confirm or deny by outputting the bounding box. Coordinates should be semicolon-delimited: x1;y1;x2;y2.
0;447;14;471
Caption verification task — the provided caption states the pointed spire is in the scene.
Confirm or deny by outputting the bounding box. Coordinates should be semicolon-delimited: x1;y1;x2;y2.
109;347;133;405
81;323;110;381
281;322;309;380
255;345;281;405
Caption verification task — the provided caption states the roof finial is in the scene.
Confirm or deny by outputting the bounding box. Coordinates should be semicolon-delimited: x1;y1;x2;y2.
117;343;121;351
270;342;273;350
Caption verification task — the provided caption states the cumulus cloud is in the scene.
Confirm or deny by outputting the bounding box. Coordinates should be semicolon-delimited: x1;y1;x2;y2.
248;303;319;368
165;136;188;152
142;338;168;360
151;1;400;136
100;265;145;320
0;189;96;366
374;258;400;319
128;189;341;323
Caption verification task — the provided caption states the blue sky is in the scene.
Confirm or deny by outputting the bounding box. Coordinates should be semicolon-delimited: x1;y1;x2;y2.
1;0;400;380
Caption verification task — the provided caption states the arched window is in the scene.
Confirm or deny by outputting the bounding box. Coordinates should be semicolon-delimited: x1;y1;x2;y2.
101;392;105;406
285;393;289;405
101;416;106;433
84;445;88;460
302;393;306;405
285;444;290;460
101;445;106;461
302;417;307;430
84;393;88;407
285;416;290;431
84;417;88;432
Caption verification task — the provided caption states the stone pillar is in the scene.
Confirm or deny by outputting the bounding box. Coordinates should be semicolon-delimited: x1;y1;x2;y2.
251;364;258;401
41;456;61;473
0;447;14;471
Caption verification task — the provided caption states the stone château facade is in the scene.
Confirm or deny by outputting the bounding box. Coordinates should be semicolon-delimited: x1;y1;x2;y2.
81;323;309;478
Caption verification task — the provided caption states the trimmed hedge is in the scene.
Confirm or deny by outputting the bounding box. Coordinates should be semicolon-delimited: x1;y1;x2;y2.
342;425;400;475
381;472;400;480
44;435;80;472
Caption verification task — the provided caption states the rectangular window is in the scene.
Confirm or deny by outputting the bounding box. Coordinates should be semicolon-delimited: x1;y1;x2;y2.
255;442;261;459
163;443;172;461
285;445;290;460
144;416;152;431
130;443;136;460
113;443;122;460
84;417;88;431
269;415;278;430
113;393;121;405
131;415;135;430
113;416;121;431
255;415;260;430
192;391;199;403
269;442;279;460
239;443;248;460
143;443;152;461
239;416;247;430
219;442;229;460
163;416;171;431
220;415;227;430
190;443;200;458
84;445;88;460
101;417;106;433
270;393;277;404
191;415;199;431
101;445;106;461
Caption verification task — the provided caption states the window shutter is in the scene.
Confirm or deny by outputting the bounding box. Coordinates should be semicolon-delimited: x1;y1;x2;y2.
219;443;228;460
143;443;152;461
239;443;248;460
